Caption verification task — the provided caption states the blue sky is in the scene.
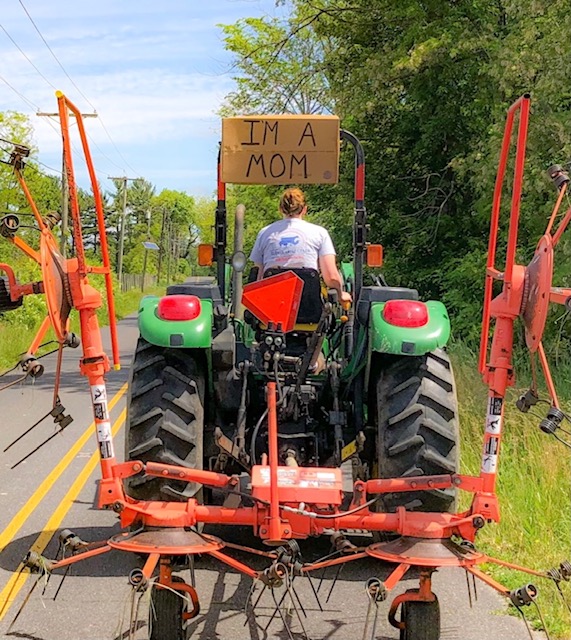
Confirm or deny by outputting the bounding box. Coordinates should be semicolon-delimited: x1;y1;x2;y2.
0;0;283;197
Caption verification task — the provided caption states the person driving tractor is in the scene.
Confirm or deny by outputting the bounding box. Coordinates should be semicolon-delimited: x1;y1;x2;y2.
250;187;352;304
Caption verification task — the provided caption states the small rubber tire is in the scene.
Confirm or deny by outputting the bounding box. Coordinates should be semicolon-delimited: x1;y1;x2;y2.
125;338;205;501
149;576;187;640
400;590;440;640
373;349;459;512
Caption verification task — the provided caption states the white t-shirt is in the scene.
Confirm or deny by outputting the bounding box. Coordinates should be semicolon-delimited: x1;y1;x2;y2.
250;218;336;272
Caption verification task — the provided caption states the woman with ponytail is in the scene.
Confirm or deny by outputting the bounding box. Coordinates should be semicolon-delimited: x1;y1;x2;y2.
250;188;351;304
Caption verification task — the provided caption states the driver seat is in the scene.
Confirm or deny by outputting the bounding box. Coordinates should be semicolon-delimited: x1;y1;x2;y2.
262;267;323;330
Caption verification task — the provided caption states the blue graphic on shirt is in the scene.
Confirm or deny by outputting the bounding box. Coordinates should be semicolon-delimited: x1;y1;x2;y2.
279;236;300;247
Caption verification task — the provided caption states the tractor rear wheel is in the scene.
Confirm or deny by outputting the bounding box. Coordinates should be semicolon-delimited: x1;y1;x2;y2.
374;349;459;513
399;591;440;640
126;338;204;501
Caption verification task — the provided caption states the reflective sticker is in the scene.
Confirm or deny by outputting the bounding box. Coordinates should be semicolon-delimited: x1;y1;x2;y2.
481;454;498;474
94;403;108;421
96;421;112;442
90;385;107;403
485;397;503;434
96;421;114;459
99;441;114;459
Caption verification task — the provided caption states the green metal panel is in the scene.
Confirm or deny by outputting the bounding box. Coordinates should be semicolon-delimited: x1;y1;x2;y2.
370;300;450;355
138;295;213;348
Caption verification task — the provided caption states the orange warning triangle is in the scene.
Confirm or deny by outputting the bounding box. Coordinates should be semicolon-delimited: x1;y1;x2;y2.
242;271;304;332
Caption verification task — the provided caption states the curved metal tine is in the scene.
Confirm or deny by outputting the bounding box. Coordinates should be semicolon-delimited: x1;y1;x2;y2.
128;587;137;640
472;572;478;601
465;570;473;608
7;573;41;633
532;601;552;640
3;406;51;452
11;429;62;469
326;563;345;604
554;581;571;615
515;605;536;640
361;595;374;640
243;580;259;624
286;572;307;618
285;574;310;640
52;566;71;601
264;587;289;631
270;587;295;640
316;548;341;593
306;572;323;611
188;554;196;588
244;581;267;626
369;599;380;640
132;590;145;640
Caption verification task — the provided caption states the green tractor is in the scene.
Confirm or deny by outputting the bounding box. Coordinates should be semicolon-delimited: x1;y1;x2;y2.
125;118;459;519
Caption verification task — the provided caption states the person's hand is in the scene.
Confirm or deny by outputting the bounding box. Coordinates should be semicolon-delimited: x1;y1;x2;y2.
340;291;352;306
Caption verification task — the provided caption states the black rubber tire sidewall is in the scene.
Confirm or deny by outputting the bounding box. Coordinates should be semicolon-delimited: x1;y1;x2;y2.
374;349;459;513
125;338;205;502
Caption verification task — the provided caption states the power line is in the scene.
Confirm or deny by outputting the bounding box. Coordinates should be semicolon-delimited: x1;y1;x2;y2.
0;73;38;110
17;0;142;178
17;0;94;110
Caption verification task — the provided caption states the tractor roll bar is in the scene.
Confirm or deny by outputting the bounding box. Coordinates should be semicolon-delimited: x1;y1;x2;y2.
216;145;227;301
340;129;366;308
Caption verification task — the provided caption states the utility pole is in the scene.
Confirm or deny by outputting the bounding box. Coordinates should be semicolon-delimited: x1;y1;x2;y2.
141;209;152;291
36;110;98;257
108;176;136;284
157;207;167;283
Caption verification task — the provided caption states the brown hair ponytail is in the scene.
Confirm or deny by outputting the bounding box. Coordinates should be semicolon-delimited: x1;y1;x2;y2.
279;188;306;217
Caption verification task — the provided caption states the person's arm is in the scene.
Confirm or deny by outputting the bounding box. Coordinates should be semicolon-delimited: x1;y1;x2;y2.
250;232;264;280
319;254;351;303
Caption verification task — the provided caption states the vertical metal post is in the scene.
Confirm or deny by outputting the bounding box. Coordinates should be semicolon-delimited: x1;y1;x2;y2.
141;209;151;291
266;381;284;544
232;203;245;318
216;146;227;301
60;154;68;256
117;179;128;283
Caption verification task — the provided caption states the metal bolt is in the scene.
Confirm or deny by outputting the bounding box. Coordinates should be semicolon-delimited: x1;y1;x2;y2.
133;463;142;472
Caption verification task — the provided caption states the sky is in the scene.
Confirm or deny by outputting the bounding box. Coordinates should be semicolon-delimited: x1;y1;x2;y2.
0;0;283;198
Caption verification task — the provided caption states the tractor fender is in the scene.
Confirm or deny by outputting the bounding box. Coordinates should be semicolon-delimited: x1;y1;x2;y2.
369;300;451;356
138;295;213;348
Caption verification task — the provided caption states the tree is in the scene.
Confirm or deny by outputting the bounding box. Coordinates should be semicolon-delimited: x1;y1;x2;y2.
220;9;332;115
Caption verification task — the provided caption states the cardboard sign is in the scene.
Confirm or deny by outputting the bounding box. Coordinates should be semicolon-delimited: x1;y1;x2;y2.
221;115;340;185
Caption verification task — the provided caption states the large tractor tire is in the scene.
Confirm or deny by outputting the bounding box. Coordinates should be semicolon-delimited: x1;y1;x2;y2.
125;338;205;501
374;349;459;513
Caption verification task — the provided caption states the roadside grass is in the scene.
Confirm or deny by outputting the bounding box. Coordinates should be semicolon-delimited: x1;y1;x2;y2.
0;284;164;372
451;343;571;637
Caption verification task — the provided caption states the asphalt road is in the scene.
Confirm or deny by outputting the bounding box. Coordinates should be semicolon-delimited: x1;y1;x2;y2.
0;314;541;640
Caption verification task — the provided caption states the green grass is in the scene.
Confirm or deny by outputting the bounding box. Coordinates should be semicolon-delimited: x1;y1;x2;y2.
0;284;164;372
451;343;571;637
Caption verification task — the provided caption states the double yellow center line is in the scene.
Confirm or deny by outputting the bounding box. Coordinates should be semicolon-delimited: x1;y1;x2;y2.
0;382;128;621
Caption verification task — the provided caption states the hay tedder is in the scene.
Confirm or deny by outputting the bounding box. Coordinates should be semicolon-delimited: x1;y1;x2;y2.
2;94;571;639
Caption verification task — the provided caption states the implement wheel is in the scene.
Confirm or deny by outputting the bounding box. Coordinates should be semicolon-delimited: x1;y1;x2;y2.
149;577;187;640
400;591;440;640
374;349;459;512
126;338;205;501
